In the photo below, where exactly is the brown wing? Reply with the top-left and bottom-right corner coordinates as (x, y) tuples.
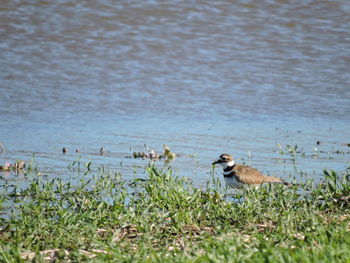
(233, 164), (284, 185)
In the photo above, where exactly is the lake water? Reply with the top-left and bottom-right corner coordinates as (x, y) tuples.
(1, 0), (349, 190)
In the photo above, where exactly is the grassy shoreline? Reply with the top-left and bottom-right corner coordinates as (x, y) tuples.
(0, 165), (350, 262)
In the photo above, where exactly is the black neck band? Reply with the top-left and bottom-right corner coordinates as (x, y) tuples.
(224, 164), (235, 172)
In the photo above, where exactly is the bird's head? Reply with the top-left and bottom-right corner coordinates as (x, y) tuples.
(212, 153), (235, 168)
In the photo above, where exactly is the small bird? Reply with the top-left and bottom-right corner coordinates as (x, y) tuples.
(212, 153), (291, 189)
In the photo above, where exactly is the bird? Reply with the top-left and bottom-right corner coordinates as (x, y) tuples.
(212, 153), (291, 189)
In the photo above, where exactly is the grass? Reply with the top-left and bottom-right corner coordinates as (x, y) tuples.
(0, 164), (350, 262)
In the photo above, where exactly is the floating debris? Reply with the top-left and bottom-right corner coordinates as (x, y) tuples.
(133, 151), (148, 159)
(62, 147), (68, 154)
(76, 149), (80, 153)
(0, 162), (11, 171)
(131, 144), (176, 161)
(0, 160), (25, 171)
(149, 150), (159, 159)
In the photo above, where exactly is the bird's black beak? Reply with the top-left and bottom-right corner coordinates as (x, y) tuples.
(212, 159), (221, 165)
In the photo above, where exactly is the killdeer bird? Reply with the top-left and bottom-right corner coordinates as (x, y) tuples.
(212, 154), (291, 189)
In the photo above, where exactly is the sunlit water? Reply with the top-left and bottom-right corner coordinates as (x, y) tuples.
(1, 0), (349, 196)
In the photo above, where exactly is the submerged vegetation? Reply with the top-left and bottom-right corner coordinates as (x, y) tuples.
(0, 163), (349, 262)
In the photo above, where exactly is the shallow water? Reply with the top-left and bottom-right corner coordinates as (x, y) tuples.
(1, 0), (349, 191)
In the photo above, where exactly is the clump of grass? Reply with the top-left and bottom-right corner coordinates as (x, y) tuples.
(0, 164), (350, 262)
